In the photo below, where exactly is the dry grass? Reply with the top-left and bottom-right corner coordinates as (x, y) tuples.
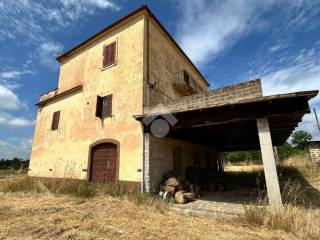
(0, 192), (297, 240)
(240, 205), (320, 240)
(0, 153), (319, 239)
(239, 153), (320, 239)
(0, 175), (162, 207)
(0, 169), (26, 178)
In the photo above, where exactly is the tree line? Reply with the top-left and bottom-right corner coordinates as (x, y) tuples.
(226, 130), (312, 163)
(0, 158), (29, 170)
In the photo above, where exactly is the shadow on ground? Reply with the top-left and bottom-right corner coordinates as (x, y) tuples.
(202, 165), (320, 208)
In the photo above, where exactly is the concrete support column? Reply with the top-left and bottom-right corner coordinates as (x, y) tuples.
(257, 118), (282, 211)
(273, 146), (280, 166)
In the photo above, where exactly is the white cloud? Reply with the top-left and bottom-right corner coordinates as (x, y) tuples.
(60, 0), (119, 11)
(174, 0), (320, 65)
(0, 70), (24, 79)
(0, 85), (22, 110)
(0, 0), (120, 43)
(0, 138), (33, 159)
(0, 69), (34, 90)
(296, 113), (320, 141)
(245, 44), (320, 140)
(38, 41), (64, 70)
(175, 0), (274, 65)
(268, 44), (288, 53)
(0, 111), (34, 127)
(257, 47), (320, 105)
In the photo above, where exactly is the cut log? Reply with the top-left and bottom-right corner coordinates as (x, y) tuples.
(175, 191), (186, 204)
(163, 191), (173, 202)
(183, 192), (195, 202)
(166, 177), (180, 187)
(164, 185), (175, 193)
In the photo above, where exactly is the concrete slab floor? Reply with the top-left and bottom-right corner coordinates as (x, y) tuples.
(170, 190), (262, 219)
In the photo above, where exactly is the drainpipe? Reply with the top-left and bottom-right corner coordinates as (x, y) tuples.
(146, 15), (150, 107)
(141, 15), (150, 193)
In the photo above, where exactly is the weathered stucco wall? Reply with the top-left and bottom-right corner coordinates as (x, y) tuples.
(147, 19), (208, 108)
(29, 14), (146, 183)
(144, 133), (221, 192)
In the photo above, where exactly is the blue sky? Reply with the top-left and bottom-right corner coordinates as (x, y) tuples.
(0, 0), (320, 159)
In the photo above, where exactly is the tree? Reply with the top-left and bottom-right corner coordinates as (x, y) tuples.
(225, 151), (261, 163)
(291, 130), (312, 149)
(277, 142), (294, 160)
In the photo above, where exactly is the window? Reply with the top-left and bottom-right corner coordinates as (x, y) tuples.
(96, 95), (112, 118)
(51, 111), (60, 130)
(103, 42), (116, 68)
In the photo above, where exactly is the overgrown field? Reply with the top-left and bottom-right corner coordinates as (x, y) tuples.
(0, 153), (319, 239)
(0, 192), (301, 240)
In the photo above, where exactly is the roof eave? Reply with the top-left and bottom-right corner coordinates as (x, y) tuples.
(55, 5), (210, 87)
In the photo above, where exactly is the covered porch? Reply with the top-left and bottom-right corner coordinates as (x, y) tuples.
(135, 90), (318, 210)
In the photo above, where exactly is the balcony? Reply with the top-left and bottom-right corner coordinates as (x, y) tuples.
(173, 70), (199, 96)
(39, 88), (58, 103)
(36, 85), (83, 107)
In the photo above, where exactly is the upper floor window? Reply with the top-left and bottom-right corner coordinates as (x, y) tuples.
(96, 95), (112, 118)
(51, 111), (60, 130)
(103, 42), (116, 68)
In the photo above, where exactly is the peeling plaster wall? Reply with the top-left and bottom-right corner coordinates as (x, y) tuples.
(147, 19), (208, 109)
(29, 14), (146, 182)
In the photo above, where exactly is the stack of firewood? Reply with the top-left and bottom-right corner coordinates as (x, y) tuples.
(159, 174), (200, 204)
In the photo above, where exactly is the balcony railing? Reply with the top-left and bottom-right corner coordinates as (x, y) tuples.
(39, 88), (58, 102)
(173, 70), (199, 96)
(37, 85), (83, 107)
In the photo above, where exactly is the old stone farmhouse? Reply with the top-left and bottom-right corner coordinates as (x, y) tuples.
(29, 5), (318, 208)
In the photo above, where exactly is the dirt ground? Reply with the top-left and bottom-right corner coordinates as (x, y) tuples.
(0, 192), (298, 240)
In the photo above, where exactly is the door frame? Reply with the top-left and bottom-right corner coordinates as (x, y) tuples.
(87, 139), (120, 183)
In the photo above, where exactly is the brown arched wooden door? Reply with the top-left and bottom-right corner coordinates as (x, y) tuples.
(89, 142), (117, 184)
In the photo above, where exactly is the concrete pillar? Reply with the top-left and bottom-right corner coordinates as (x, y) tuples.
(257, 118), (282, 211)
(143, 133), (150, 192)
(273, 146), (280, 166)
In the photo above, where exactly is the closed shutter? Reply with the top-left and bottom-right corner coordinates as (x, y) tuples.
(51, 111), (60, 130)
(109, 42), (116, 65)
(103, 42), (116, 68)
